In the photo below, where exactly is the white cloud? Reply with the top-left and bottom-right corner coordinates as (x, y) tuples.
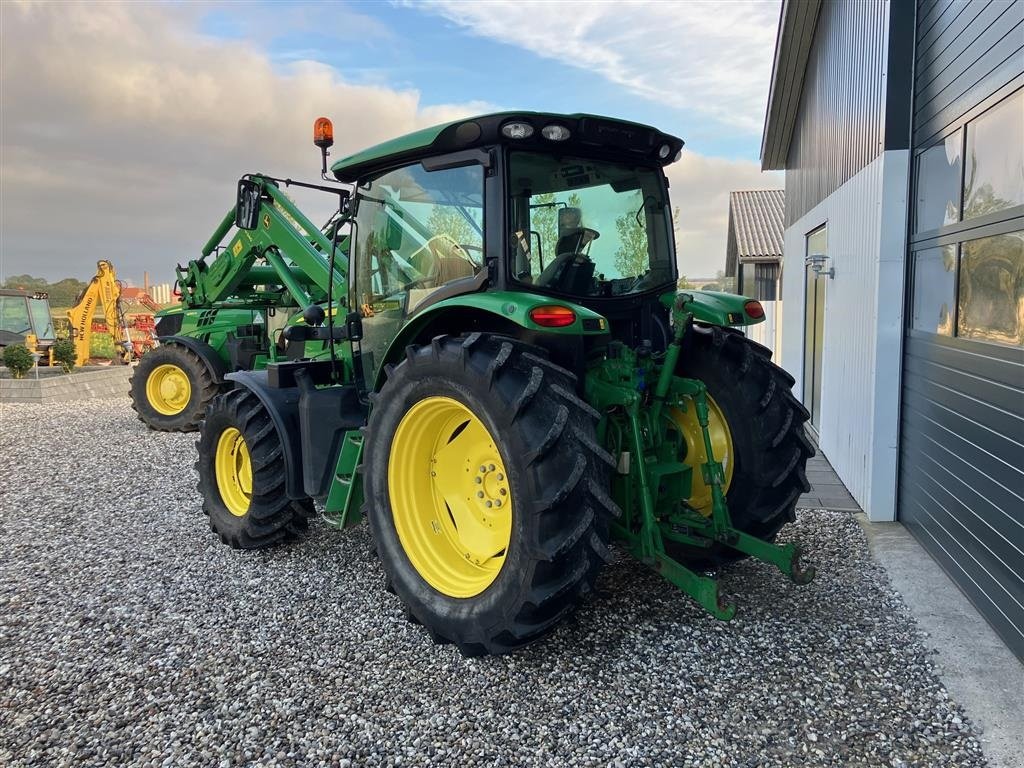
(412, 0), (780, 135)
(0, 0), (779, 286)
(0, 1), (489, 284)
(665, 154), (781, 278)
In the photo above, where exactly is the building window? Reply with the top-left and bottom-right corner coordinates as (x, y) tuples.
(963, 90), (1024, 221)
(914, 130), (962, 232)
(753, 262), (779, 300)
(912, 245), (957, 336)
(958, 232), (1024, 346)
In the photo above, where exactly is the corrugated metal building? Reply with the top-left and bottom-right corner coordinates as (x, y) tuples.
(762, 0), (1023, 660)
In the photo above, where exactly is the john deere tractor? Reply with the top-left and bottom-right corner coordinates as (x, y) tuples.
(194, 112), (814, 655)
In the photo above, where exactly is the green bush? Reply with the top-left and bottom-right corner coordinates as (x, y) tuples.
(52, 339), (77, 373)
(3, 343), (35, 379)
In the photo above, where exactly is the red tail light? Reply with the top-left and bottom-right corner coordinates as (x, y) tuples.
(744, 300), (764, 319)
(529, 305), (576, 327)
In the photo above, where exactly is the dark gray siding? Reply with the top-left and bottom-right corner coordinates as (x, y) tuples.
(900, 0), (1024, 660)
(914, 0), (1024, 146)
(899, 333), (1024, 659)
(784, 0), (888, 226)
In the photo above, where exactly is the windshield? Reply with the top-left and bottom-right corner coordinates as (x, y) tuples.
(508, 152), (675, 298)
(28, 298), (54, 340)
(0, 296), (32, 336)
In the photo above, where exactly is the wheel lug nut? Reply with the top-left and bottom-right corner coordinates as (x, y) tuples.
(499, 488), (506, 496)
(494, 499), (502, 507)
(485, 501), (493, 508)
(475, 477), (482, 484)
(477, 491), (484, 498)
(488, 464), (495, 471)
(479, 465), (487, 473)
(496, 473), (504, 481)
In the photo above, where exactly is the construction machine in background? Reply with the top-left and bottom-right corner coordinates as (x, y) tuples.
(0, 288), (57, 364)
(188, 112), (815, 655)
(67, 260), (136, 367)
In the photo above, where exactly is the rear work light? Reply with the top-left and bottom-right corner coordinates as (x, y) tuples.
(744, 300), (765, 319)
(529, 305), (576, 327)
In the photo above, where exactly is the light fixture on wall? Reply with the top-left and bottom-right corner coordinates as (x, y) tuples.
(805, 253), (835, 280)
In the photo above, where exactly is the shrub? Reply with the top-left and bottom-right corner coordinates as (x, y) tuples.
(3, 343), (35, 379)
(52, 338), (77, 373)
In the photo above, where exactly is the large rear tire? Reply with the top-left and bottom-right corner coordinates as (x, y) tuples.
(195, 388), (313, 548)
(671, 325), (814, 567)
(130, 344), (219, 432)
(363, 333), (617, 656)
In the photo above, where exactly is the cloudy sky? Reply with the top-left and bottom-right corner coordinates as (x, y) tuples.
(0, 0), (782, 286)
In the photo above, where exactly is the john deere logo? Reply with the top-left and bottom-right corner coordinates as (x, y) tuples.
(262, 213), (271, 230)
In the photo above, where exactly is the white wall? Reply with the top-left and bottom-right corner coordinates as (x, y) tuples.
(744, 301), (783, 362)
(780, 149), (909, 521)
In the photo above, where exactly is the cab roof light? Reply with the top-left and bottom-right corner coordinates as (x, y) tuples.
(501, 121), (534, 140)
(529, 305), (576, 328)
(541, 124), (571, 141)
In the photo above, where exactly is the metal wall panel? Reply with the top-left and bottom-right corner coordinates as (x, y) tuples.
(913, 0), (1024, 145)
(899, 0), (1024, 660)
(898, 333), (1024, 659)
(784, 0), (888, 226)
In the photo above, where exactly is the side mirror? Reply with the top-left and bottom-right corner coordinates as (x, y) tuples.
(236, 179), (262, 230)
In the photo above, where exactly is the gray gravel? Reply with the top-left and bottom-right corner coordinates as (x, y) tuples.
(0, 398), (988, 767)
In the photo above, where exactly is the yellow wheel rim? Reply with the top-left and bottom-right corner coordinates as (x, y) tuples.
(388, 396), (513, 598)
(669, 394), (734, 516)
(146, 364), (191, 416)
(215, 427), (252, 517)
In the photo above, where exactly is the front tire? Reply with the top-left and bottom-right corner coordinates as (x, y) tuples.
(363, 334), (617, 656)
(130, 343), (219, 432)
(196, 388), (313, 548)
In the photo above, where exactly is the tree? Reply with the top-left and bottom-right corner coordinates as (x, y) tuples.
(2, 274), (47, 291)
(427, 205), (478, 248)
(613, 193), (649, 277)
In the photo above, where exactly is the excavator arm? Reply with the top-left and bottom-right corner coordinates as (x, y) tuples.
(67, 260), (134, 366)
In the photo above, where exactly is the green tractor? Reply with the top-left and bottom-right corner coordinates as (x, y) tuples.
(129, 193), (349, 431)
(194, 112), (814, 655)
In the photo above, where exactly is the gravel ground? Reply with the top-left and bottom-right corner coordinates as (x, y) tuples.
(0, 398), (988, 768)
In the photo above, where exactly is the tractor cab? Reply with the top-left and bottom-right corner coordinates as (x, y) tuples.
(0, 288), (56, 362)
(331, 113), (687, 378)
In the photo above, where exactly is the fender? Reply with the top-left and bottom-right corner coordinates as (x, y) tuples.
(223, 370), (306, 501)
(659, 289), (766, 327)
(375, 289), (610, 388)
(161, 335), (229, 384)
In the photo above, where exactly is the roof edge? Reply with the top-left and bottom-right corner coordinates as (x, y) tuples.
(760, 0), (822, 170)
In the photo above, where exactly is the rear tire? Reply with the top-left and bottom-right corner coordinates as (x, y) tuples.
(195, 388), (313, 549)
(130, 344), (219, 432)
(671, 325), (814, 567)
(363, 333), (617, 656)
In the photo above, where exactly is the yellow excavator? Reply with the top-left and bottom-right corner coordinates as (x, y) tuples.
(67, 260), (134, 366)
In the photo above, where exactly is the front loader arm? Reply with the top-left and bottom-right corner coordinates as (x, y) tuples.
(178, 177), (347, 310)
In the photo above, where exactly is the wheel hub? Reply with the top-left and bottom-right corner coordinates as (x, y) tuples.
(669, 393), (734, 515)
(388, 396), (513, 598)
(215, 426), (252, 517)
(146, 363), (191, 416)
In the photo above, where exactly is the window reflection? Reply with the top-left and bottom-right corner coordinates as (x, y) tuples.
(912, 245), (957, 336)
(915, 130), (962, 232)
(964, 90), (1024, 221)
(958, 232), (1024, 346)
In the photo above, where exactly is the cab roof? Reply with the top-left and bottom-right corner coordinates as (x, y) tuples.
(330, 111), (684, 183)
